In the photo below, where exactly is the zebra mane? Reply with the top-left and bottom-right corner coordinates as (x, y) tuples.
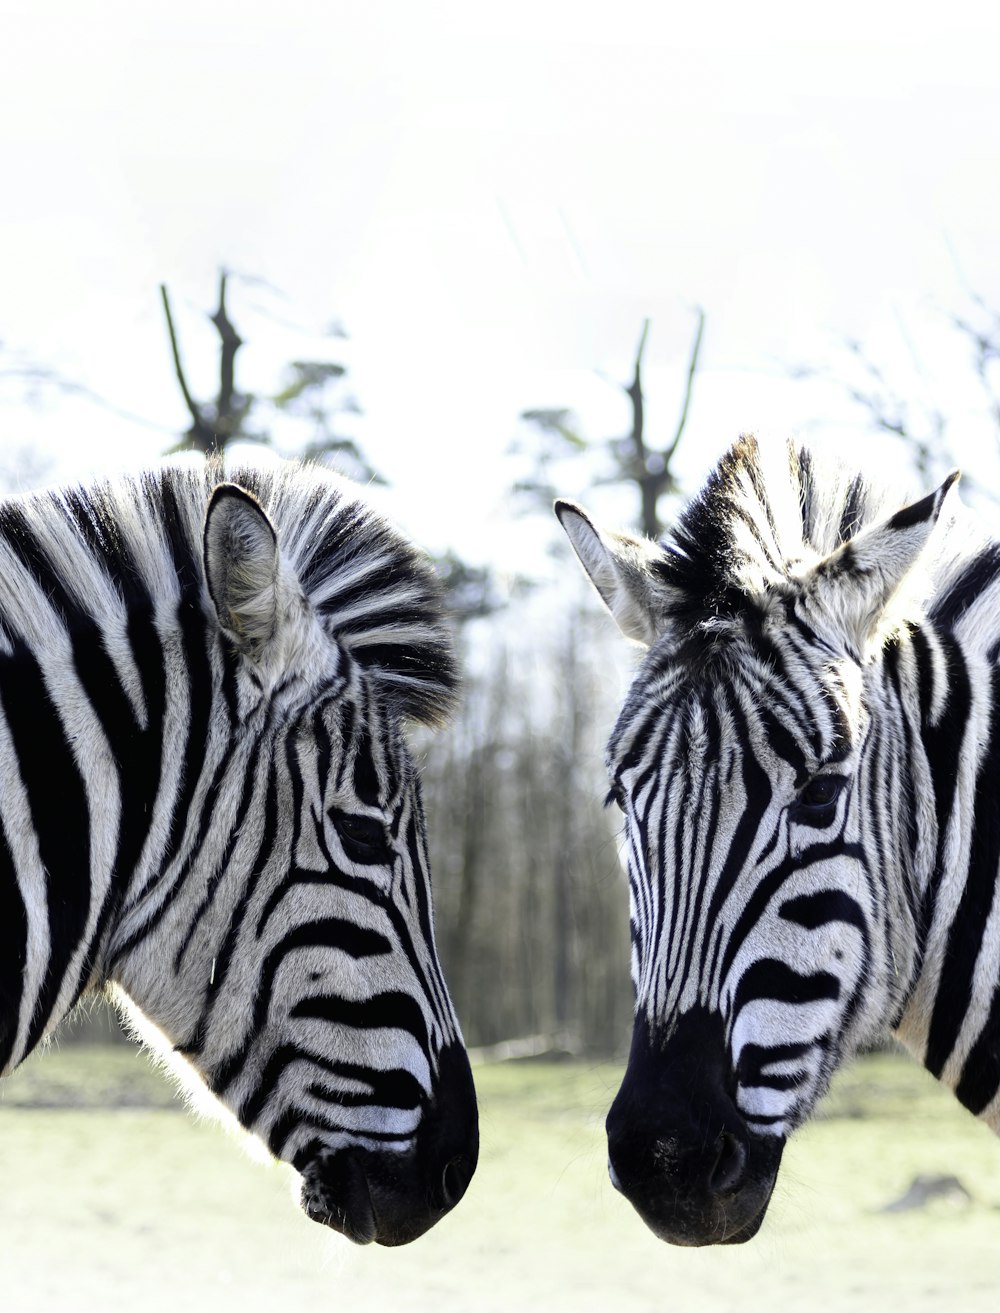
(653, 434), (926, 628)
(0, 459), (458, 727)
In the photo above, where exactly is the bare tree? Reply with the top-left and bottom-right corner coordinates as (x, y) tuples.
(517, 310), (705, 538)
(160, 269), (382, 484)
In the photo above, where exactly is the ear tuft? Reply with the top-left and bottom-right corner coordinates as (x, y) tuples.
(804, 470), (959, 653)
(555, 500), (670, 647)
(203, 484), (280, 660)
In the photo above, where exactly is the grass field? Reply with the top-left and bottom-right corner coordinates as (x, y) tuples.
(2, 1043), (999, 1312)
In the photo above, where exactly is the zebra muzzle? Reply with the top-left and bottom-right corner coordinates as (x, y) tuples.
(606, 1008), (785, 1246)
(296, 1042), (479, 1245)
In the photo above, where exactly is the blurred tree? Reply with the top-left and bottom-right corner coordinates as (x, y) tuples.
(162, 269), (509, 626)
(793, 292), (1000, 500)
(421, 604), (632, 1055)
(516, 310), (705, 539)
(161, 270), (382, 485)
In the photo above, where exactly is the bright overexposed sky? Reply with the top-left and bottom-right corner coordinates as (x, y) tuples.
(2, 1), (1000, 573)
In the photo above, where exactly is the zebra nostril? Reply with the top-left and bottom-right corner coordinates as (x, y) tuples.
(440, 1154), (473, 1209)
(709, 1130), (748, 1197)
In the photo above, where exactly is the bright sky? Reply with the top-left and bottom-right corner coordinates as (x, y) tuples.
(2, 2), (1000, 572)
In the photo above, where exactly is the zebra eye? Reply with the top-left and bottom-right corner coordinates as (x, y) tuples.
(795, 775), (845, 817)
(604, 779), (626, 811)
(331, 810), (392, 865)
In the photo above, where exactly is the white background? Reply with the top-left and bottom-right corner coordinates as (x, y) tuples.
(2, 2), (999, 567)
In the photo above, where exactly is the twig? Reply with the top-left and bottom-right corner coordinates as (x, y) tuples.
(664, 306), (704, 465)
(160, 283), (215, 452)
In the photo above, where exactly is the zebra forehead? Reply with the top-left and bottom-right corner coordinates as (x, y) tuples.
(609, 622), (858, 783)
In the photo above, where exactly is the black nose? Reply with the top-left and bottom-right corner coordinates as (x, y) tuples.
(605, 1009), (783, 1246)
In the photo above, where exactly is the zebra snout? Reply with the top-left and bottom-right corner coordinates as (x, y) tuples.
(605, 1008), (784, 1246)
(297, 1041), (478, 1247)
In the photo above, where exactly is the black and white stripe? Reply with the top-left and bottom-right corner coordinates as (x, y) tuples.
(558, 434), (999, 1245)
(0, 458), (477, 1245)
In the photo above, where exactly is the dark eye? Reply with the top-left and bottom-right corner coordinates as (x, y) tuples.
(794, 775), (845, 822)
(604, 779), (626, 812)
(331, 810), (392, 864)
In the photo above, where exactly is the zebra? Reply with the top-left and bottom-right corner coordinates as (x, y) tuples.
(0, 458), (477, 1246)
(556, 433), (1000, 1246)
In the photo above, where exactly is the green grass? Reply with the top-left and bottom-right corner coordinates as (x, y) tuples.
(1, 1045), (999, 1312)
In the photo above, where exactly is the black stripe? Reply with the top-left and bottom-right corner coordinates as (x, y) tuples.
(706, 700), (774, 927)
(291, 991), (429, 1052)
(211, 915), (395, 1096)
(954, 982), (1000, 1115)
(60, 485), (142, 596)
(269, 1106), (411, 1160)
(837, 473), (866, 543)
(0, 645), (92, 1051)
(718, 842), (867, 987)
(925, 668), (1000, 1078)
(931, 544), (1000, 631)
(887, 485), (943, 532)
(738, 1040), (816, 1087)
(780, 890), (867, 933)
(0, 814), (28, 1070)
(172, 745), (262, 971)
(208, 762), (280, 986)
(917, 631), (971, 965)
(253, 916), (392, 1041)
(0, 504), (81, 623)
(733, 959), (840, 1012)
(239, 1044), (422, 1127)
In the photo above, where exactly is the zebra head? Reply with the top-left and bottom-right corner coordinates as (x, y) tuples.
(103, 468), (477, 1246)
(556, 436), (957, 1246)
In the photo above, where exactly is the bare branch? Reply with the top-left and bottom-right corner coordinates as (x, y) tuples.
(625, 318), (650, 462)
(160, 283), (215, 453)
(663, 306), (704, 466)
(210, 269), (244, 437)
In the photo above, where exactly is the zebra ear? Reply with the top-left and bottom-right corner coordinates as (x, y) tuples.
(203, 484), (281, 661)
(805, 471), (959, 651)
(555, 500), (670, 647)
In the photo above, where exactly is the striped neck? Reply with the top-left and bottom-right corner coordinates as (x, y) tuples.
(889, 619), (1000, 1130)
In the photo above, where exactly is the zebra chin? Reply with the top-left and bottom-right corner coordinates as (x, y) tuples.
(606, 1008), (785, 1247)
(294, 1042), (479, 1246)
